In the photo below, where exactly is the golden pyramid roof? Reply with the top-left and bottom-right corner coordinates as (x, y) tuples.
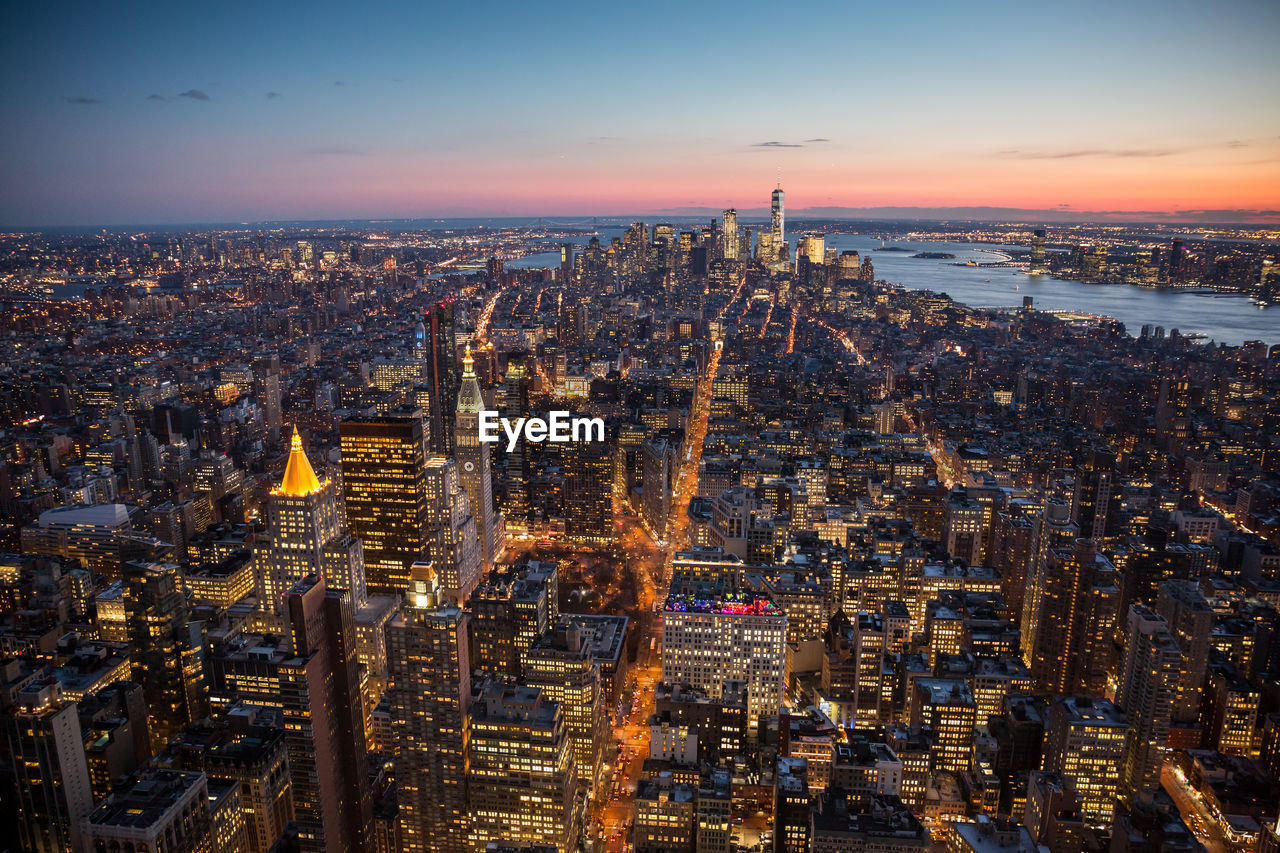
(276, 427), (323, 496)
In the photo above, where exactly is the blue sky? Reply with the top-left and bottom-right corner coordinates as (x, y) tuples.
(1, 0), (1278, 225)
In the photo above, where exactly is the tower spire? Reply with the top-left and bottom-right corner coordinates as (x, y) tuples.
(277, 425), (323, 496)
(456, 343), (483, 413)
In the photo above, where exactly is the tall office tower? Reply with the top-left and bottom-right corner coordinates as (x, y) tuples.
(1071, 447), (1115, 541)
(559, 243), (574, 281)
(123, 559), (206, 751)
(1029, 228), (1047, 274)
(0, 672), (94, 853)
(467, 560), (558, 677)
(563, 440), (614, 543)
(281, 575), (373, 853)
(467, 683), (579, 853)
(1116, 604), (1181, 801)
(1043, 697), (1127, 827)
(263, 428), (365, 619)
(455, 346), (501, 570)
(1155, 580), (1214, 724)
(430, 300), (460, 454)
(82, 769), (215, 853)
(771, 184), (785, 245)
(424, 457), (482, 603)
(721, 209), (739, 260)
(661, 577), (786, 730)
(641, 436), (674, 542)
(388, 563), (471, 853)
(1019, 498), (1078, 666)
(801, 233), (825, 265)
(500, 354), (529, 537)
(339, 408), (432, 596)
(1025, 538), (1118, 696)
(521, 622), (606, 796)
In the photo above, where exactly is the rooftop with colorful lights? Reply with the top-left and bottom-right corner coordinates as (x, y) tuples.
(661, 589), (782, 617)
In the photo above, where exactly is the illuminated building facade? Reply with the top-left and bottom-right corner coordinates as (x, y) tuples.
(339, 408), (432, 596)
(455, 345), (502, 569)
(660, 578), (786, 729)
(263, 429), (364, 618)
(467, 683), (580, 853)
(1043, 697), (1126, 826)
(521, 623), (606, 794)
(388, 563), (471, 853)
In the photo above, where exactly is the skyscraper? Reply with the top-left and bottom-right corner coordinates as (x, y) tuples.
(467, 682), (580, 853)
(424, 456), (482, 604)
(340, 408), (432, 596)
(263, 428), (365, 620)
(1070, 447), (1115, 542)
(1043, 697), (1127, 827)
(123, 559), (207, 752)
(280, 575), (373, 853)
(661, 577), (786, 730)
(388, 562), (471, 853)
(563, 440), (614, 544)
(1115, 604), (1180, 801)
(771, 184), (785, 246)
(0, 670), (94, 853)
(455, 345), (501, 569)
(722, 209), (738, 261)
(430, 300), (460, 454)
(1024, 538), (1118, 696)
(521, 622), (607, 795)
(1029, 228), (1047, 275)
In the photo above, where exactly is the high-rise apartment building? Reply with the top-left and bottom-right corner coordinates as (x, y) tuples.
(424, 456), (482, 603)
(1043, 697), (1127, 827)
(0, 670), (94, 853)
(563, 440), (613, 543)
(1115, 604), (1181, 801)
(1024, 538), (1118, 696)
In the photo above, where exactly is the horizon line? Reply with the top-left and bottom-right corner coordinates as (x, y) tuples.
(9, 204), (1280, 232)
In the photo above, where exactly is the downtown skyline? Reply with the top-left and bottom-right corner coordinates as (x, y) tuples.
(2, 0), (1279, 226)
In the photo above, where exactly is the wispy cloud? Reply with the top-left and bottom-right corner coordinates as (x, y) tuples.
(333, 80), (344, 87)
(265, 91), (282, 99)
(306, 146), (369, 156)
(999, 147), (1180, 160)
(804, 137), (831, 143)
(753, 141), (803, 148)
(998, 139), (1262, 161)
(178, 89), (210, 101)
(145, 94), (166, 101)
(64, 96), (99, 105)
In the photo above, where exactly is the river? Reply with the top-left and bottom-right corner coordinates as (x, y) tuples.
(509, 231), (1279, 346)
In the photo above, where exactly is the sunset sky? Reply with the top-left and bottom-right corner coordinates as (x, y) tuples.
(2, 0), (1278, 226)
